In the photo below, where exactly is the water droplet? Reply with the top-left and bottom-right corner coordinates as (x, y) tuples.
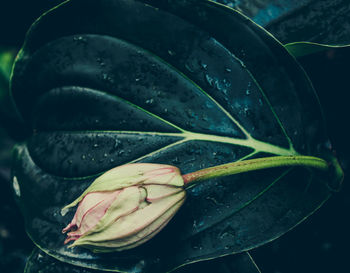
(101, 73), (114, 84)
(197, 220), (204, 228)
(258, 98), (264, 106)
(104, 153), (108, 157)
(68, 159), (73, 164)
(97, 58), (105, 66)
(246, 82), (251, 95)
(222, 78), (231, 88)
(145, 98), (154, 105)
(114, 139), (121, 148)
(12, 176), (20, 197)
(243, 106), (250, 115)
(135, 78), (140, 82)
(93, 143), (99, 148)
(200, 62), (208, 70)
(81, 154), (86, 160)
(110, 158), (115, 163)
(205, 74), (216, 87)
(225, 67), (232, 73)
(168, 50), (176, 56)
(73, 36), (87, 43)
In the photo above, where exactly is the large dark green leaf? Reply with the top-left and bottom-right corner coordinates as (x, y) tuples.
(284, 42), (350, 58)
(10, 0), (341, 272)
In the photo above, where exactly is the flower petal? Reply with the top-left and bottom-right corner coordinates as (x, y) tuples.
(143, 184), (183, 202)
(81, 186), (144, 237)
(64, 190), (120, 238)
(61, 163), (183, 212)
(72, 189), (186, 251)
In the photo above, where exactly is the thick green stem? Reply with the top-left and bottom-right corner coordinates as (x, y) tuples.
(182, 155), (329, 187)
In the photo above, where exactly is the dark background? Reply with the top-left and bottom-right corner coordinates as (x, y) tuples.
(0, 0), (349, 272)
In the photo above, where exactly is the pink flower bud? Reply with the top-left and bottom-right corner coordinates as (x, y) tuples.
(61, 163), (185, 252)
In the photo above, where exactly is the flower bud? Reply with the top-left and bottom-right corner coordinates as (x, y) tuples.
(61, 163), (186, 252)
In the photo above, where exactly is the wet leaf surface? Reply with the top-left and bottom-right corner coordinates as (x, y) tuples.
(25, 248), (261, 273)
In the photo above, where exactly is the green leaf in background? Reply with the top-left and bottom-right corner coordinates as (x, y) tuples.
(0, 49), (14, 79)
(213, 0), (312, 26)
(10, 0), (342, 272)
(267, 0), (350, 45)
(0, 47), (16, 174)
(284, 42), (350, 58)
(0, 48), (14, 103)
(0, 47), (27, 140)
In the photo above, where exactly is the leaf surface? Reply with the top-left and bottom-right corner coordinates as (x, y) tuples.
(25, 248), (261, 273)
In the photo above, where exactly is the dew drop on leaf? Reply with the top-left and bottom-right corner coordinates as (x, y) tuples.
(12, 176), (21, 197)
(200, 62), (208, 70)
(167, 50), (176, 56)
(145, 98), (154, 105)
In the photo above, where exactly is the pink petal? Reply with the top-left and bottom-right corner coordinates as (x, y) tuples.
(62, 190), (121, 238)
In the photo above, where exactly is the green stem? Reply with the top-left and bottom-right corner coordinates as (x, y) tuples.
(182, 155), (329, 187)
